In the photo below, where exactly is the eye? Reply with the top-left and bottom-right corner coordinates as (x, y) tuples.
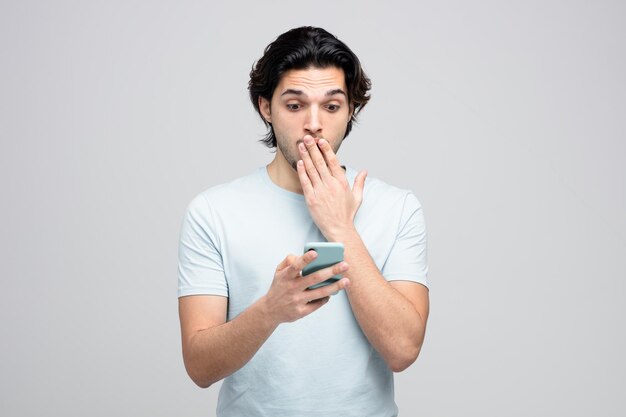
(326, 104), (340, 112)
(286, 103), (301, 111)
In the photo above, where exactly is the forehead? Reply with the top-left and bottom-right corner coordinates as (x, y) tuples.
(275, 66), (347, 95)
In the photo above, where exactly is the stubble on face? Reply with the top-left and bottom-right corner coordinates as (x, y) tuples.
(271, 67), (350, 172)
(274, 131), (343, 172)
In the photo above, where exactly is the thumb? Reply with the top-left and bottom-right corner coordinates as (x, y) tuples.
(276, 254), (296, 272)
(352, 170), (367, 203)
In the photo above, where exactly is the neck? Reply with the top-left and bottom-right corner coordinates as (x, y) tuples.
(267, 153), (303, 194)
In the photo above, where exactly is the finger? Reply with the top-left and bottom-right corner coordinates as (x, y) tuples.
(352, 170), (367, 204)
(284, 249), (318, 278)
(303, 261), (349, 288)
(306, 277), (351, 301)
(302, 135), (332, 182)
(302, 296), (330, 315)
(296, 159), (314, 196)
(317, 138), (346, 181)
(308, 296), (330, 304)
(298, 139), (322, 186)
(276, 254), (297, 272)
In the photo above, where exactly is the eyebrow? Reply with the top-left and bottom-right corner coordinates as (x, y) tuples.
(280, 88), (347, 97)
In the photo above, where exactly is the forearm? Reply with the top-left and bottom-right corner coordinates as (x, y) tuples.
(337, 229), (427, 372)
(184, 297), (277, 388)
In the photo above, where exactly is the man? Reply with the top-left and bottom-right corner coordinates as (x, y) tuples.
(178, 26), (429, 416)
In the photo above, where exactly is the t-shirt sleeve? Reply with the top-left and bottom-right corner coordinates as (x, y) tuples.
(177, 194), (229, 298)
(381, 192), (429, 288)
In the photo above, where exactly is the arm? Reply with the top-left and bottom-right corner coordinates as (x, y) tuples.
(179, 294), (276, 388)
(297, 136), (429, 372)
(337, 229), (429, 372)
(178, 252), (351, 388)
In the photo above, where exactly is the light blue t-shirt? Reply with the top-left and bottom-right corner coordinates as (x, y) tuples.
(178, 166), (428, 417)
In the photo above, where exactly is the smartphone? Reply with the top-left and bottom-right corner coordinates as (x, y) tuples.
(302, 242), (344, 290)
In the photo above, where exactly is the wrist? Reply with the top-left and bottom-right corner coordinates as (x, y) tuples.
(254, 296), (281, 329)
(326, 225), (359, 243)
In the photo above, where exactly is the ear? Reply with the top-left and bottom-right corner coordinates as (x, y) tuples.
(258, 96), (272, 123)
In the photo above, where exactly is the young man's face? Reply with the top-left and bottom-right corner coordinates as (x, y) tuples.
(259, 66), (352, 171)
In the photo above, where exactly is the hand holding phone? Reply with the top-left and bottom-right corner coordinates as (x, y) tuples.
(302, 242), (344, 289)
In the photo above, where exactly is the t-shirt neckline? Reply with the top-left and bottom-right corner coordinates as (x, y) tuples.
(258, 165), (355, 202)
(259, 166), (306, 202)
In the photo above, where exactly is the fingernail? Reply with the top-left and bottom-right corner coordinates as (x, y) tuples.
(319, 138), (326, 146)
(304, 136), (313, 145)
(298, 143), (306, 152)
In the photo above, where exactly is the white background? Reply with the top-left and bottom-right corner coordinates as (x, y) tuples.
(1, 0), (624, 415)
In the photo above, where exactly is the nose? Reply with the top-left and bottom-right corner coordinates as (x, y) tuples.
(304, 105), (322, 136)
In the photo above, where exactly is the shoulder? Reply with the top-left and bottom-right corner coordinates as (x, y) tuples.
(346, 167), (422, 212)
(187, 168), (265, 213)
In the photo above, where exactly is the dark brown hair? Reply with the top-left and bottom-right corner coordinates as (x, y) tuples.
(249, 26), (372, 148)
